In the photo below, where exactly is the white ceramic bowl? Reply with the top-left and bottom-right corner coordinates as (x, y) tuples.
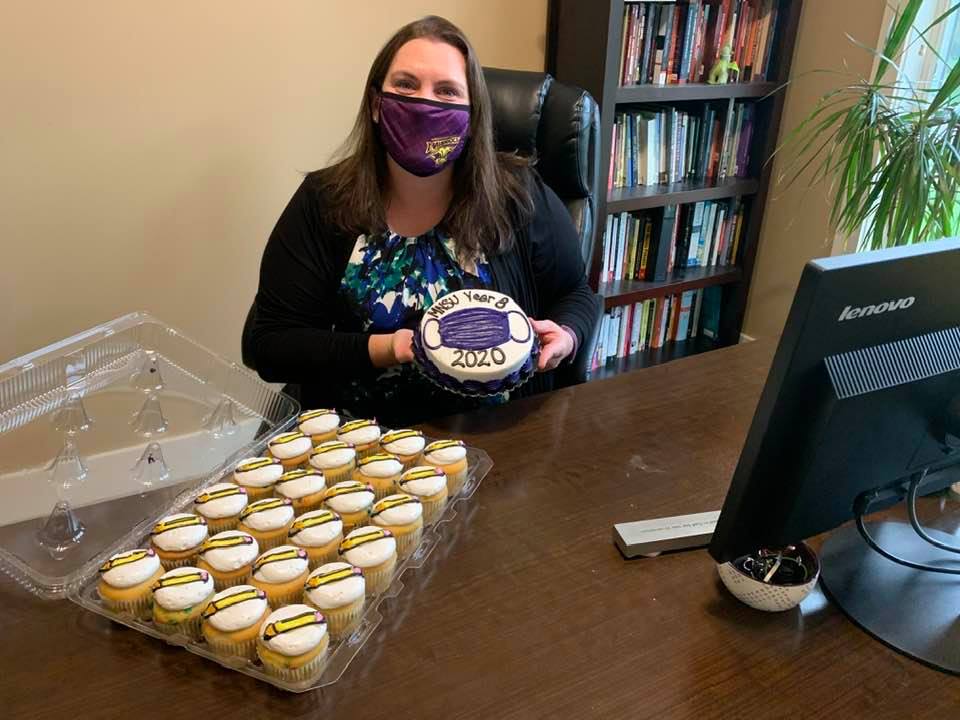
(717, 542), (820, 612)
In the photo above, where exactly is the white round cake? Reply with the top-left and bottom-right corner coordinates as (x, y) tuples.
(413, 289), (538, 396)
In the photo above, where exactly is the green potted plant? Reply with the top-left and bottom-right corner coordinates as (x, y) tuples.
(775, 0), (960, 251)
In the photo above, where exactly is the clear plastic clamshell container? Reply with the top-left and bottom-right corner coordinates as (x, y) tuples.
(0, 312), (492, 692)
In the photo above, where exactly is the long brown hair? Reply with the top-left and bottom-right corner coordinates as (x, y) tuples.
(316, 15), (533, 257)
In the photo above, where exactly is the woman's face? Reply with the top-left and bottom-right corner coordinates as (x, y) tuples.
(381, 37), (469, 105)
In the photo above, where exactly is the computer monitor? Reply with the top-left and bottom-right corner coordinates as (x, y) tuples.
(709, 237), (960, 672)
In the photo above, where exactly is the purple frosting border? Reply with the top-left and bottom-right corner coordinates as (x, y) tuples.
(412, 328), (540, 397)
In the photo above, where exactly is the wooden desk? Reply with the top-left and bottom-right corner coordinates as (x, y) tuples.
(5, 341), (959, 719)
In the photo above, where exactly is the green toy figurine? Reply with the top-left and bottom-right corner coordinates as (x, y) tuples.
(708, 22), (740, 84)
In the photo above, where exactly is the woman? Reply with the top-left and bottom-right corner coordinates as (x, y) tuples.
(250, 15), (597, 426)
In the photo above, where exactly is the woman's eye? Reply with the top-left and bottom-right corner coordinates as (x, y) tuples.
(394, 78), (416, 91)
(437, 86), (460, 98)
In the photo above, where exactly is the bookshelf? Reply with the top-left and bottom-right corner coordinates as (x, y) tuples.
(546, 0), (802, 376)
(599, 265), (741, 308)
(588, 335), (720, 381)
(606, 177), (758, 212)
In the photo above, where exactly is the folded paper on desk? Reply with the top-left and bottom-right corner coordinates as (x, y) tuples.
(614, 511), (720, 558)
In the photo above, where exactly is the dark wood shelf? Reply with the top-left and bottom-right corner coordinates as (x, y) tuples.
(606, 178), (759, 213)
(600, 265), (741, 308)
(588, 334), (723, 381)
(616, 81), (778, 104)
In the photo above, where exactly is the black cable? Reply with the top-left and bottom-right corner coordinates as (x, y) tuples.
(906, 469), (960, 555)
(855, 483), (960, 575)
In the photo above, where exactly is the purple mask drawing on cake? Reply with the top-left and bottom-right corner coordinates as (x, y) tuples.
(377, 91), (470, 177)
(422, 307), (532, 351)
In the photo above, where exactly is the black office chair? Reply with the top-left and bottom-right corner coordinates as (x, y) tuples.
(242, 67), (603, 388)
(482, 67), (603, 386)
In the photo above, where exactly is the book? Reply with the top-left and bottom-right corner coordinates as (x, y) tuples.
(667, 292), (682, 342)
(622, 306), (631, 358)
(700, 286), (722, 339)
(679, 1), (699, 82)
(698, 201), (716, 266)
(691, 288), (704, 338)
(601, 213), (613, 281)
(730, 203), (745, 264)
(687, 201), (705, 267)
(630, 302), (643, 354)
(677, 290), (695, 341)
(638, 218), (652, 279)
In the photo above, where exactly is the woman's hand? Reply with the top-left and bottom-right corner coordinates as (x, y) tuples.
(368, 329), (415, 368)
(530, 319), (575, 372)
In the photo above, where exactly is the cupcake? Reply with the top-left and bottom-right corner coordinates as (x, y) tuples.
(303, 562), (365, 642)
(338, 527), (397, 595)
(288, 509), (344, 569)
(370, 494), (424, 560)
(380, 429), (426, 470)
(97, 548), (163, 618)
(422, 440), (469, 497)
(298, 409), (340, 445)
(275, 468), (327, 513)
(238, 497), (296, 551)
(309, 440), (357, 485)
(151, 566), (216, 638)
(250, 545), (311, 607)
(323, 480), (376, 532)
(202, 584), (271, 662)
(267, 431), (313, 468)
(193, 482), (248, 534)
(354, 453), (404, 500)
(398, 466), (449, 525)
(197, 530), (260, 590)
(336, 419), (381, 459)
(232, 456), (284, 501)
(150, 513), (209, 570)
(257, 604), (329, 682)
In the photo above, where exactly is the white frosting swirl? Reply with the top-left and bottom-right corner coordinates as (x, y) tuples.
(100, 548), (161, 588)
(371, 494), (423, 526)
(268, 431), (313, 460)
(151, 513), (208, 552)
(380, 430), (426, 456)
(259, 604), (327, 657)
(309, 441), (356, 470)
(423, 441), (467, 465)
(275, 469), (326, 500)
(200, 530), (259, 572)
(194, 482), (248, 519)
(304, 562), (365, 609)
(398, 466), (448, 497)
(152, 566), (215, 611)
(240, 499), (295, 531)
(340, 527), (396, 568)
(337, 420), (381, 446)
(233, 457), (284, 488)
(324, 481), (375, 514)
(253, 546), (309, 584)
(356, 454), (403, 479)
(298, 410), (340, 436)
(289, 510), (343, 548)
(205, 585), (269, 632)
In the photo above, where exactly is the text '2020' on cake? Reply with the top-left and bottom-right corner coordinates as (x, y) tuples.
(412, 289), (539, 397)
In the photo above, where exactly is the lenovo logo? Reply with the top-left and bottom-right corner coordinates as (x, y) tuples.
(838, 296), (916, 322)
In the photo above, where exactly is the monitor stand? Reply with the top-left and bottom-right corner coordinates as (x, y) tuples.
(820, 520), (960, 674)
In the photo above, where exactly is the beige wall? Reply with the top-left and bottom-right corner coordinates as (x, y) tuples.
(742, 0), (887, 340)
(0, 1), (547, 364)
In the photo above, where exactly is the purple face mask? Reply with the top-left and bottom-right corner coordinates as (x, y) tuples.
(377, 91), (470, 177)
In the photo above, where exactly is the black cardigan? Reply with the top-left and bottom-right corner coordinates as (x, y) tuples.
(250, 168), (596, 425)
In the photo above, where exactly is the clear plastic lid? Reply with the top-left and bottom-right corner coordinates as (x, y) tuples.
(0, 312), (297, 598)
